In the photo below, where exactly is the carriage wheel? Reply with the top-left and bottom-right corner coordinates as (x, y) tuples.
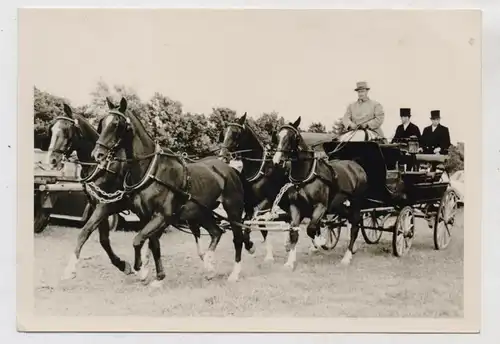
(319, 223), (342, 254)
(361, 212), (383, 244)
(392, 206), (415, 257)
(433, 189), (459, 250)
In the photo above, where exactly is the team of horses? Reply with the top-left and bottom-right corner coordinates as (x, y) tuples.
(46, 97), (376, 287)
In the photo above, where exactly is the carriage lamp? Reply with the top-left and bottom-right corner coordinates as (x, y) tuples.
(408, 136), (419, 154)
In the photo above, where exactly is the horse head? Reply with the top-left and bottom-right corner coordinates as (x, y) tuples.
(272, 116), (303, 165)
(92, 97), (133, 163)
(219, 112), (247, 162)
(47, 103), (85, 169)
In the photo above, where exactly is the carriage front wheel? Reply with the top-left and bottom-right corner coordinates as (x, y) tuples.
(392, 206), (415, 257)
(361, 212), (383, 244)
(433, 189), (459, 250)
(319, 223), (342, 253)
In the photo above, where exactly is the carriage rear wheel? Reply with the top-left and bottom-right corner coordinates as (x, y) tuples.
(361, 212), (383, 244)
(319, 223), (341, 253)
(392, 206), (415, 257)
(433, 189), (458, 250)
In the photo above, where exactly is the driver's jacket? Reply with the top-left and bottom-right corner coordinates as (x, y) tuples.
(342, 97), (385, 137)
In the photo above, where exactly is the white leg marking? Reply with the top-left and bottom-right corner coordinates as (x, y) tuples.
(62, 253), (79, 280)
(149, 279), (163, 289)
(227, 262), (241, 282)
(264, 238), (274, 261)
(204, 250), (216, 279)
(314, 234), (326, 247)
(340, 250), (353, 265)
(137, 243), (151, 281)
(309, 240), (319, 253)
(195, 240), (205, 261)
(284, 247), (297, 270)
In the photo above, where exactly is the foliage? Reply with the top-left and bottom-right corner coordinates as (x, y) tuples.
(445, 143), (465, 174)
(307, 122), (326, 133)
(34, 86), (70, 149)
(33, 82), (465, 175)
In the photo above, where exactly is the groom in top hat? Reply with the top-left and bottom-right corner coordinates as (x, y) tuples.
(420, 110), (451, 154)
(391, 108), (421, 143)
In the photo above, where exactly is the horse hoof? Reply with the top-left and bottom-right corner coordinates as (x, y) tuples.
(340, 258), (351, 266)
(227, 273), (239, 283)
(123, 262), (133, 275)
(149, 279), (163, 289)
(309, 245), (319, 254)
(247, 245), (256, 255)
(264, 255), (275, 262)
(138, 268), (150, 281)
(61, 270), (76, 281)
(205, 272), (217, 280)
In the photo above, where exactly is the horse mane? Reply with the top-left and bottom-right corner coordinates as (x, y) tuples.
(74, 114), (99, 141)
(124, 108), (167, 153)
(243, 121), (265, 150)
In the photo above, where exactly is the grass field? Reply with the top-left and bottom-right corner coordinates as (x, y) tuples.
(34, 210), (464, 317)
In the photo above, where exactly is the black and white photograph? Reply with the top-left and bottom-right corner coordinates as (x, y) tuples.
(18, 8), (481, 332)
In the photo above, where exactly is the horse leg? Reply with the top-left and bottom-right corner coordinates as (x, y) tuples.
(284, 204), (302, 270)
(307, 204), (327, 253)
(255, 198), (274, 261)
(148, 231), (166, 288)
(341, 207), (362, 266)
(188, 221), (205, 262)
(132, 214), (166, 282)
(199, 216), (224, 280)
(61, 203), (110, 280)
(98, 218), (133, 275)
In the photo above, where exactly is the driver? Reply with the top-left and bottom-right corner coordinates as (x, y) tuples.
(340, 81), (385, 138)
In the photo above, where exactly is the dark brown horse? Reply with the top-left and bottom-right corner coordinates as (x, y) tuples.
(272, 117), (368, 269)
(219, 113), (290, 261)
(47, 104), (140, 280)
(91, 97), (253, 284)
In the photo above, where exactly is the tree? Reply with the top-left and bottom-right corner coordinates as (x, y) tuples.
(307, 122), (326, 133)
(207, 107), (237, 143)
(34, 86), (70, 149)
(254, 111), (285, 145)
(445, 143), (465, 174)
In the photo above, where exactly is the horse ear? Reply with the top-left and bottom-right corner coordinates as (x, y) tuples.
(119, 97), (128, 113)
(63, 103), (73, 118)
(292, 116), (301, 129)
(238, 112), (247, 124)
(106, 97), (115, 109)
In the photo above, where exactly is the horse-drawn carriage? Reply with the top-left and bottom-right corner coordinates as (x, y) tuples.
(244, 128), (459, 258)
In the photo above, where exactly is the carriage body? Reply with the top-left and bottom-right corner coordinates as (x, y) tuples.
(320, 140), (458, 256)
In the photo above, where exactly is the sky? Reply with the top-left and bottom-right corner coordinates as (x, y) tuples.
(21, 9), (481, 143)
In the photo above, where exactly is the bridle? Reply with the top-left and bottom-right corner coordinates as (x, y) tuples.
(49, 116), (81, 155)
(220, 122), (262, 160)
(95, 109), (132, 155)
(275, 124), (309, 157)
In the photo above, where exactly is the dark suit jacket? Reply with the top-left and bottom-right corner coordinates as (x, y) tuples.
(420, 124), (451, 154)
(391, 122), (421, 143)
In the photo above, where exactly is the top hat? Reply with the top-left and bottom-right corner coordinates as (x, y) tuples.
(354, 81), (370, 91)
(400, 108), (411, 117)
(430, 110), (441, 119)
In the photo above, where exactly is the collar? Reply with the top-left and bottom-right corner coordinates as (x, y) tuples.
(357, 97), (370, 103)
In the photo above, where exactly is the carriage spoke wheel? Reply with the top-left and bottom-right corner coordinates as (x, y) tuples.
(361, 212), (383, 244)
(319, 223), (341, 254)
(434, 189), (458, 250)
(392, 206), (415, 257)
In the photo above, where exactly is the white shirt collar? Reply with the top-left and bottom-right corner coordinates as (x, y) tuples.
(403, 122), (409, 130)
